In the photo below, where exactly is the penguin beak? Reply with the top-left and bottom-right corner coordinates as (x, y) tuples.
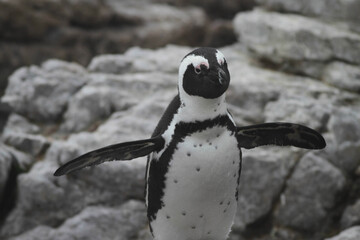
(218, 68), (228, 86)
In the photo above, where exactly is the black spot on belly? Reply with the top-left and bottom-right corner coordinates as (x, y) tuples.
(196, 167), (200, 172)
(182, 211), (187, 216)
(191, 226), (196, 229)
(187, 152), (191, 157)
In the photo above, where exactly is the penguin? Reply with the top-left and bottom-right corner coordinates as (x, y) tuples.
(54, 47), (326, 240)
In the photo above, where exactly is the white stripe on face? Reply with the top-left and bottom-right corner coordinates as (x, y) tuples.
(215, 50), (225, 65)
(178, 54), (209, 87)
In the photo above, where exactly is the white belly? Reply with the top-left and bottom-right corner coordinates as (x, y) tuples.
(151, 126), (241, 240)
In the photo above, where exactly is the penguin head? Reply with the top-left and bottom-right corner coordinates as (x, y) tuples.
(178, 47), (230, 99)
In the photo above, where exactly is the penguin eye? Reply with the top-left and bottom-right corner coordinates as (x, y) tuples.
(194, 66), (201, 74)
(194, 63), (208, 74)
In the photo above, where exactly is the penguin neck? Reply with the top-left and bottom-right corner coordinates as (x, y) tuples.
(178, 92), (227, 122)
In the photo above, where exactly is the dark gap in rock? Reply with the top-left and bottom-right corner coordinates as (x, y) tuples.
(0, 158), (19, 226)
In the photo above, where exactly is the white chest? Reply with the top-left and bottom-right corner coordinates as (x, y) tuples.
(150, 126), (241, 240)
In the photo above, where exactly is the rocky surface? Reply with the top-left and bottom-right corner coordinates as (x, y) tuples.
(0, 0), (244, 95)
(1, 2), (360, 240)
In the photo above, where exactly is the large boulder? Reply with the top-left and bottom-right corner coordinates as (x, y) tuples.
(255, 0), (360, 25)
(233, 9), (360, 78)
(8, 200), (148, 240)
(275, 152), (347, 233)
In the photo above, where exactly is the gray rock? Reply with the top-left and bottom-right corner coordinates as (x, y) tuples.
(233, 148), (299, 231)
(255, 0), (360, 24)
(0, 145), (14, 204)
(328, 108), (360, 143)
(3, 133), (50, 157)
(341, 199), (360, 229)
(264, 97), (331, 131)
(322, 62), (360, 93)
(275, 152), (347, 232)
(0, 129), (147, 238)
(9, 200), (148, 240)
(233, 9), (360, 77)
(89, 45), (191, 74)
(60, 70), (176, 132)
(325, 226), (360, 240)
(2, 114), (40, 135)
(1, 60), (88, 122)
(335, 141), (360, 175)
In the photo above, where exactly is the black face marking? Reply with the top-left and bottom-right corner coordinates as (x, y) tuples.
(146, 114), (237, 223)
(182, 47), (230, 99)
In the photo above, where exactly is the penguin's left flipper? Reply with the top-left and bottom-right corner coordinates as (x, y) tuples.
(53, 137), (164, 176)
(236, 122), (326, 150)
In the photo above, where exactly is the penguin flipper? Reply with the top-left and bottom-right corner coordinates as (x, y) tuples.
(236, 122), (326, 150)
(54, 137), (164, 176)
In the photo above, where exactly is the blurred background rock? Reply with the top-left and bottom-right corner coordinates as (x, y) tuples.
(0, 0), (360, 240)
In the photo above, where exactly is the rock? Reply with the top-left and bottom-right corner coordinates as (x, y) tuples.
(233, 148), (299, 231)
(1, 60), (88, 122)
(203, 20), (237, 48)
(89, 45), (191, 74)
(0, 135), (147, 238)
(0, 144), (30, 225)
(233, 9), (360, 77)
(66, 0), (114, 28)
(264, 97), (331, 131)
(255, 0), (360, 24)
(3, 133), (50, 157)
(341, 199), (360, 229)
(325, 226), (360, 240)
(334, 141), (360, 175)
(0, 0), (208, 102)
(60, 71), (177, 132)
(0, 145), (14, 206)
(328, 108), (360, 143)
(322, 62), (360, 93)
(275, 152), (347, 232)
(0, 1), (61, 41)
(2, 114), (40, 135)
(8, 200), (148, 240)
(156, 0), (256, 19)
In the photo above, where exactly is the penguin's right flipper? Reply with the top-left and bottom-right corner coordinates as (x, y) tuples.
(54, 137), (164, 176)
(236, 122), (326, 150)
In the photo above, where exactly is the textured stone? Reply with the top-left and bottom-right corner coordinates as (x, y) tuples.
(1, 61), (87, 122)
(322, 62), (360, 93)
(275, 152), (347, 232)
(328, 108), (360, 143)
(8, 200), (148, 240)
(255, 0), (360, 24)
(0, 141), (146, 238)
(233, 148), (299, 231)
(326, 226), (360, 240)
(0, 145), (14, 205)
(233, 9), (360, 77)
(2, 114), (40, 135)
(341, 199), (360, 229)
(3, 133), (50, 157)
